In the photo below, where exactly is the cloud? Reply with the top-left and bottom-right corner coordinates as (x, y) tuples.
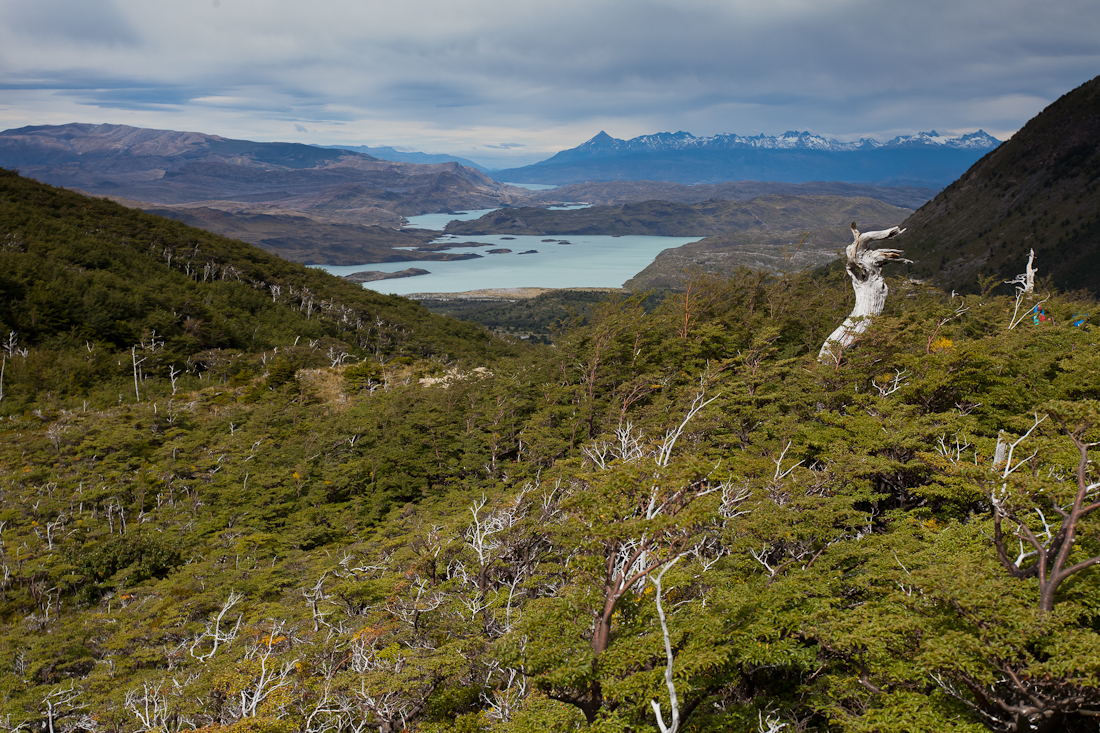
(0, 0), (1097, 165)
(5, 0), (140, 47)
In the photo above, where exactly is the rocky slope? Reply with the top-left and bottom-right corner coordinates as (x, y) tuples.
(898, 74), (1100, 294)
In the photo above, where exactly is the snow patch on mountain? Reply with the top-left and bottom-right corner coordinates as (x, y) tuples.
(569, 129), (1001, 156)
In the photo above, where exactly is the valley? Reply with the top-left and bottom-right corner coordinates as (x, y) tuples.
(1, 74), (1099, 733)
(1, 164), (1098, 732)
(0, 124), (941, 285)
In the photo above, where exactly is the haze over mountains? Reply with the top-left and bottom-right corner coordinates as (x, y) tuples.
(494, 129), (1001, 187)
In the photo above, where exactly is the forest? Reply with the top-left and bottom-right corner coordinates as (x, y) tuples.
(1, 168), (1100, 733)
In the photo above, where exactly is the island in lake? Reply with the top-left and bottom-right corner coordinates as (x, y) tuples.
(343, 268), (431, 283)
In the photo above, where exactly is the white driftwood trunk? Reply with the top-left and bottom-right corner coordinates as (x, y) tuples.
(1005, 248), (1037, 294)
(818, 222), (909, 362)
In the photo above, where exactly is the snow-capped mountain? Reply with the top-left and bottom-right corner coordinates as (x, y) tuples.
(566, 129), (1000, 156)
(492, 129), (1003, 187)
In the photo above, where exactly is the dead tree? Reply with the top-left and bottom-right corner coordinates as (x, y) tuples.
(818, 222), (909, 362)
(649, 557), (682, 733)
(992, 414), (1100, 613)
(1005, 248), (1037, 294)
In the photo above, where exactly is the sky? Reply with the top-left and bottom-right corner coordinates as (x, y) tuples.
(1, 0), (1098, 169)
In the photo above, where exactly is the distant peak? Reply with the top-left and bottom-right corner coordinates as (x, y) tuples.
(536, 127), (1002, 168)
(576, 131), (623, 151)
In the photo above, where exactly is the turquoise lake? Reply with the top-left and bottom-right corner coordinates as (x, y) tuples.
(316, 211), (702, 296)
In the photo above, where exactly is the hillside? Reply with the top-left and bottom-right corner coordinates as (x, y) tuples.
(444, 196), (911, 238)
(1, 249), (1098, 732)
(0, 167), (518, 413)
(0, 123), (521, 217)
(6, 122), (1100, 733)
(899, 74), (1100, 294)
(325, 144), (491, 173)
(493, 129), (1001, 187)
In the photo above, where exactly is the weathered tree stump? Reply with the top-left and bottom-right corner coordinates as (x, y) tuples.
(818, 222), (909, 362)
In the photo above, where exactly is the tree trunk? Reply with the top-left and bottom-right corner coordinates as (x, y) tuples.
(818, 222), (909, 362)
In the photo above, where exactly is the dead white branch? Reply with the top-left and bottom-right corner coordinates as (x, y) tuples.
(1005, 248), (1037, 294)
(650, 557), (682, 733)
(190, 590), (243, 661)
(818, 222), (909, 362)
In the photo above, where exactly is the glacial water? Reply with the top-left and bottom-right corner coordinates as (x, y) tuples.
(500, 182), (558, 190)
(320, 209), (700, 295)
(317, 232), (702, 296)
(399, 209), (499, 231)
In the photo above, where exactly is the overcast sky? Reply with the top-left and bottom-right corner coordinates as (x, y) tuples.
(1, 0), (1097, 168)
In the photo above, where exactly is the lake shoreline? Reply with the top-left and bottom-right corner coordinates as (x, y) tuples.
(406, 286), (627, 301)
(316, 233), (703, 295)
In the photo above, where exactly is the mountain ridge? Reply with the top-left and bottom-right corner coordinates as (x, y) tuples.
(492, 129), (1002, 187)
(543, 129), (1000, 163)
(0, 123), (526, 219)
(322, 144), (491, 173)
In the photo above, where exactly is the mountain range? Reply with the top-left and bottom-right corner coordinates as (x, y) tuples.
(323, 144), (491, 173)
(0, 123), (523, 222)
(5, 92), (1096, 295)
(493, 129), (1002, 187)
(448, 74), (1100, 295)
(536, 129), (1000, 158)
(0, 123), (534, 264)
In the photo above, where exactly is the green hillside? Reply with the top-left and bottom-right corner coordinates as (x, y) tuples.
(2, 167), (1100, 733)
(0, 168), (517, 414)
(900, 74), (1100, 294)
(2, 241), (1100, 732)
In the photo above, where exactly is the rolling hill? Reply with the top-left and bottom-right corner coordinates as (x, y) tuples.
(0, 123), (521, 219)
(0, 167), (518, 412)
(0, 123), (540, 266)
